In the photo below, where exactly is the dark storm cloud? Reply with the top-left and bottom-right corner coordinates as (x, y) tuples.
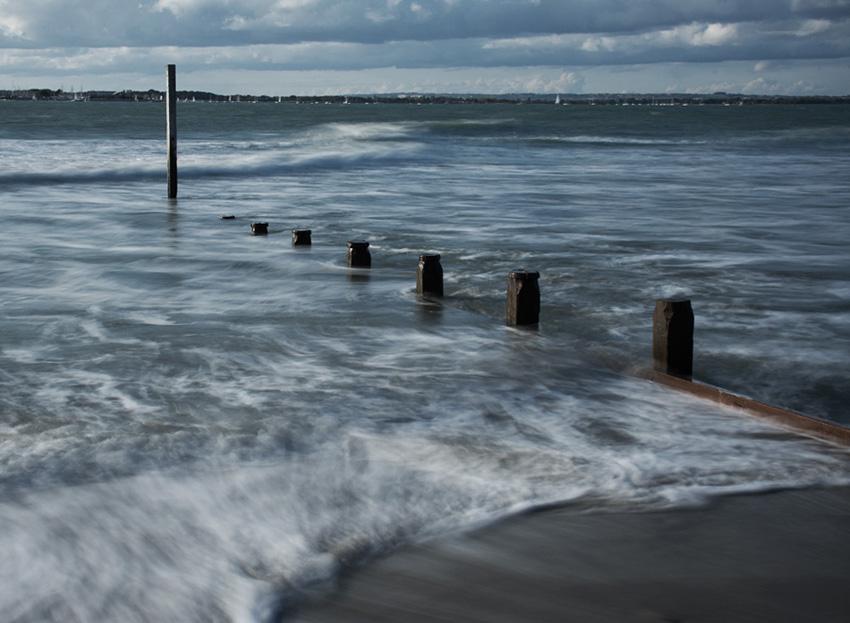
(2, 1), (849, 50)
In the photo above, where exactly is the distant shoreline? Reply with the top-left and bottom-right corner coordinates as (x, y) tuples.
(3, 89), (849, 106)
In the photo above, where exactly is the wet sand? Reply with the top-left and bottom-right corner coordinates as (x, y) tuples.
(293, 487), (850, 622)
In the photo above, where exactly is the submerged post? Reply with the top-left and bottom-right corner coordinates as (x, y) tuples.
(653, 298), (694, 378)
(506, 270), (540, 326)
(416, 254), (443, 297)
(292, 229), (312, 246)
(347, 241), (371, 268)
(166, 64), (177, 199)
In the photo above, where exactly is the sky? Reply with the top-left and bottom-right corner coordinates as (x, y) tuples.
(1, 0), (849, 96)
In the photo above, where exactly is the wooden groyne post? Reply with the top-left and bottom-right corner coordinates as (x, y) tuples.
(166, 64), (177, 199)
(640, 298), (850, 446)
(506, 270), (540, 326)
(292, 230), (312, 246)
(653, 298), (693, 378)
(416, 254), (443, 297)
(251, 222), (269, 236)
(347, 241), (371, 267)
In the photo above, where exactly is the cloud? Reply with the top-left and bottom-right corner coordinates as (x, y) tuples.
(796, 18), (833, 34)
(688, 22), (740, 46)
(1, 1), (849, 95)
(0, 0), (847, 47)
(0, 14), (26, 41)
(743, 75), (784, 93)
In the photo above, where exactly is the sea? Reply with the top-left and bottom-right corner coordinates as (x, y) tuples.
(1, 99), (849, 622)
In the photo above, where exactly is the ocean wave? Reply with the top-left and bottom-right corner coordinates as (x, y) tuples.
(0, 143), (422, 187)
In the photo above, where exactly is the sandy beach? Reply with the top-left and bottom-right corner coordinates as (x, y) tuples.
(293, 486), (850, 623)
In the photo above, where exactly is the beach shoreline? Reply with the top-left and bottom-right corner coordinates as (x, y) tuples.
(292, 486), (850, 622)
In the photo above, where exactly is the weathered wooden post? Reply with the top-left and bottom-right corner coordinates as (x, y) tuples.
(653, 298), (694, 378)
(251, 222), (269, 235)
(292, 229), (312, 246)
(347, 241), (371, 267)
(416, 254), (443, 297)
(166, 64), (177, 199)
(506, 270), (540, 326)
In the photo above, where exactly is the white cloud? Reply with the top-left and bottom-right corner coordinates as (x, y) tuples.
(654, 22), (739, 47)
(742, 75), (780, 92)
(153, 0), (210, 17)
(796, 18), (832, 34)
(580, 36), (617, 53)
(0, 16), (27, 41)
(694, 22), (739, 45)
(789, 79), (815, 92)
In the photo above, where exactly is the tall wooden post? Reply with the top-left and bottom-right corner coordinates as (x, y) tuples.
(653, 298), (694, 378)
(506, 270), (540, 326)
(166, 64), (177, 199)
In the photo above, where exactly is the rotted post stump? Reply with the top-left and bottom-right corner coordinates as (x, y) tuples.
(416, 254), (443, 297)
(653, 298), (694, 378)
(251, 222), (269, 235)
(506, 270), (540, 326)
(292, 229), (312, 246)
(347, 241), (371, 268)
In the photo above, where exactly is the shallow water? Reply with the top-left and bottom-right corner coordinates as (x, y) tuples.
(1, 100), (849, 621)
